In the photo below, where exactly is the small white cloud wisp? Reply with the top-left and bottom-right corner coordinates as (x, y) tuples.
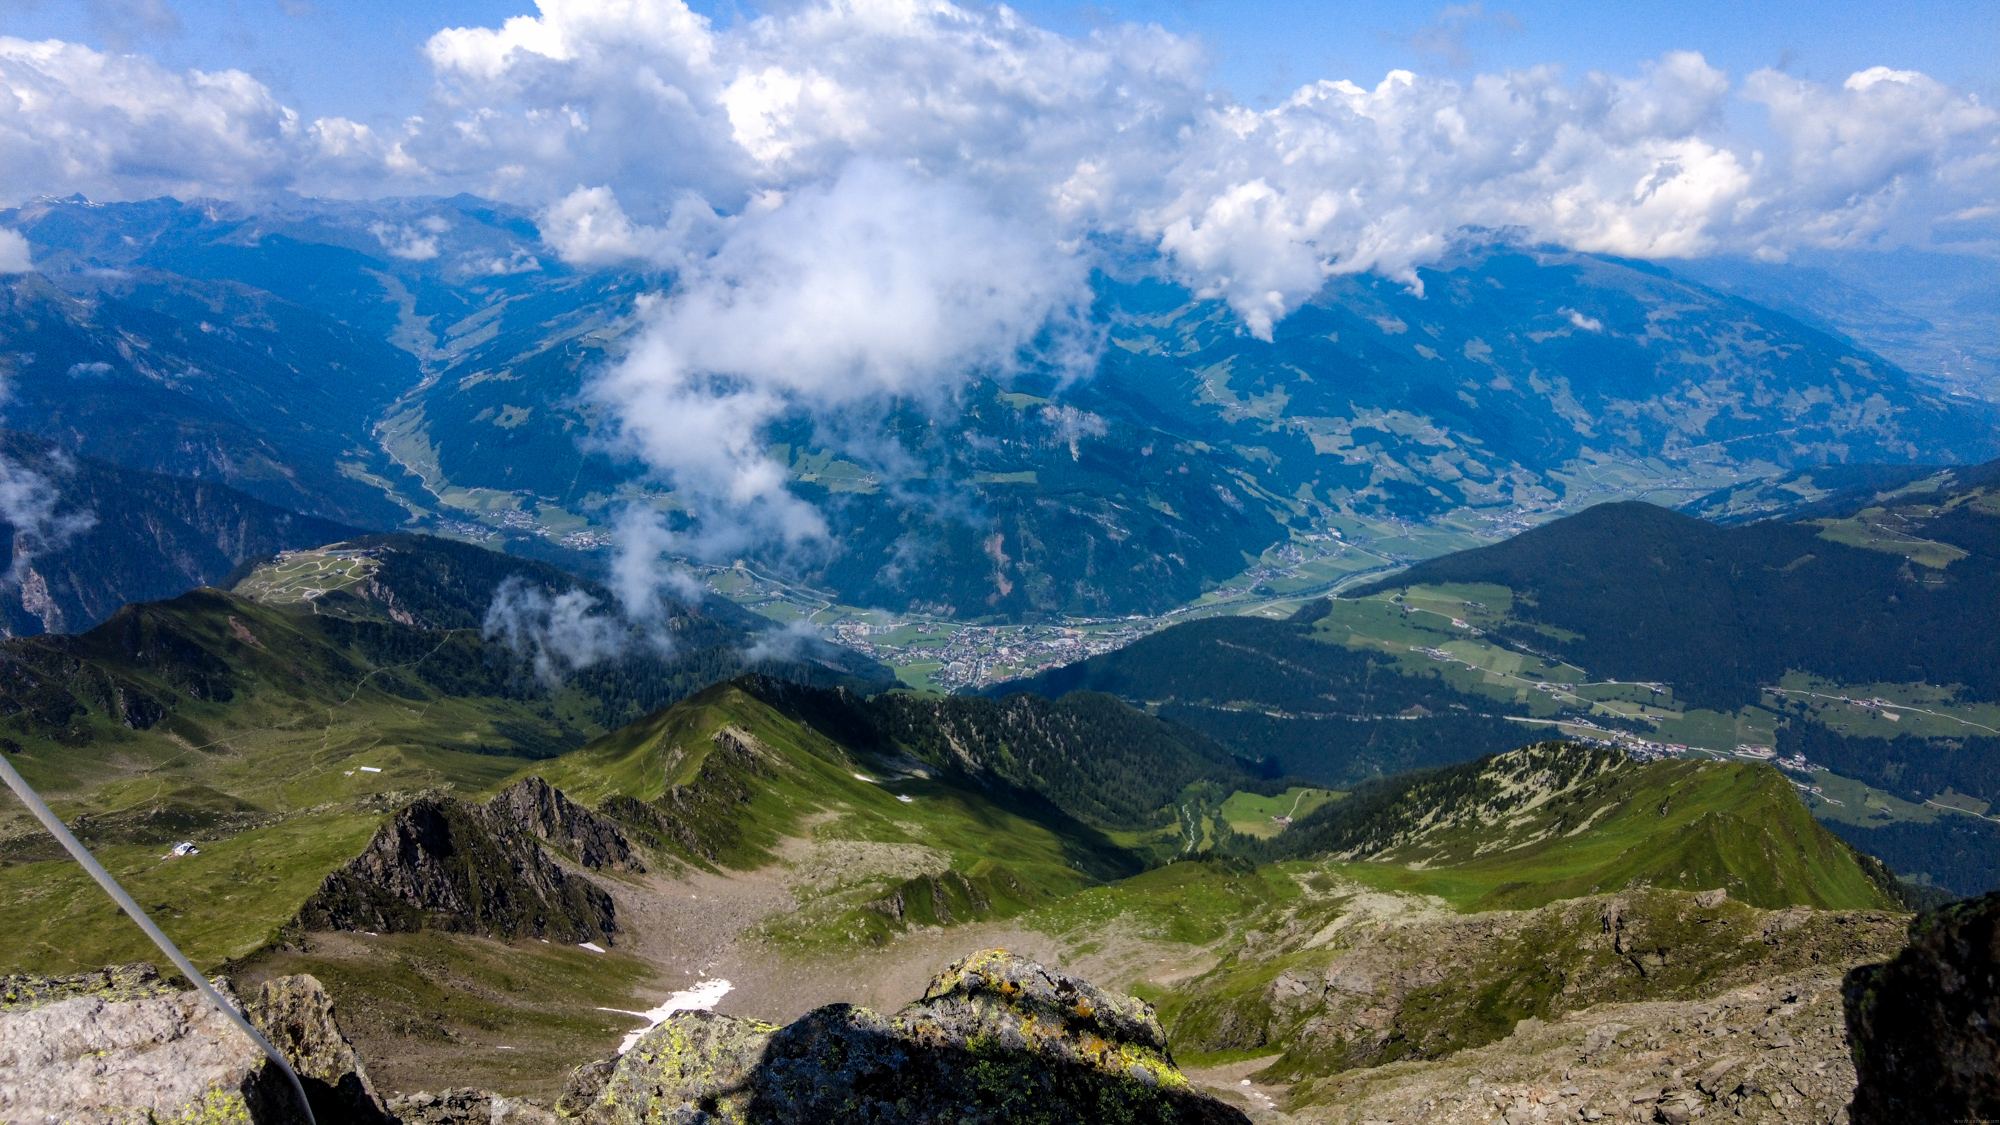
(480, 575), (630, 686)
(0, 369), (95, 588)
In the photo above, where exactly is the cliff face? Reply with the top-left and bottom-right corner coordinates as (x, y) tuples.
(0, 963), (382, 1125)
(486, 776), (641, 874)
(295, 781), (624, 944)
(557, 948), (1249, 1125)
(1844, 891), (2000, 1124)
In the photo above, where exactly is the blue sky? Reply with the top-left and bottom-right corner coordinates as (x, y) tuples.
(2, 0), (1992, 125)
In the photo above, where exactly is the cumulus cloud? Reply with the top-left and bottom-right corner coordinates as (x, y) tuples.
(1, 4), (1990, 305)
(0, 230), (31, 273)
(587, 160), (1093, 556)
(0, 36), (405, 201)
(481, 575), (629, 686)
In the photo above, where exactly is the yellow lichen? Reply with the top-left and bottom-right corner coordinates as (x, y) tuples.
(152, 1084), (253, 1125)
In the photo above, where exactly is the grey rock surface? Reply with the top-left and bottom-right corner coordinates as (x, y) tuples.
(0, 963), (379, 1125)
(295, 791), (616, 944)
(487, 777), (641, 874)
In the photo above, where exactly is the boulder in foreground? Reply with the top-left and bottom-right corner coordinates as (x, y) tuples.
(559, 948), (1250, 1124)
(0, 962), (387, 1125)
(1845, 890), (2000, 1124)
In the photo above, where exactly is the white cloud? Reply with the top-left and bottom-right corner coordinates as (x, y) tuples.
(0, 230), (30, 273)
(1743, 64), (2000, 250)
(0, 36), (400, 201)
(0, 377), (95, 584)
(481, 574), (628, 686)
(2, 7), (1990, 299)
(588, 159), (1093, 556)
(367, 217), (448, 260)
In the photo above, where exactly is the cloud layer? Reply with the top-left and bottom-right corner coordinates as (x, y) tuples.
(4, 2), (1991, 295)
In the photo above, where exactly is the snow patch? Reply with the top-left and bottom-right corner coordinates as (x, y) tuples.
(603, 978), (735, 1054)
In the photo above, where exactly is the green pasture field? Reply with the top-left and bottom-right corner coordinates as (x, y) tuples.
(1220, 788), (1343, 839)
(1020, 859), (1301, 948)
(0, 810), (381, 973)
(232, 549), (381, 606)
(1647, 706), (1779, 754)
(1813, 512), (1968, 569)
(1766, 673), (2000, 740)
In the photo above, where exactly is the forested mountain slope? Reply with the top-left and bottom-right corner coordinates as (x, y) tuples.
(988, 612), (1534, 784)
(0, 431), (358, 636)
(1349, 472), (2000, 710)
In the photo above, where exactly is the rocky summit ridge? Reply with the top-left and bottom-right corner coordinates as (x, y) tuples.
(559, 948), (1246, 1125)
(1, 952), (1248, 1125)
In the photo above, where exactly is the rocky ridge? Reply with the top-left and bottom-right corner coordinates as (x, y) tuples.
(1171, 883), (1906, 1088)
(295, 779), (632, 944)
(1267, 966), (1867, 1124)
(558, 948), (1250, 1125)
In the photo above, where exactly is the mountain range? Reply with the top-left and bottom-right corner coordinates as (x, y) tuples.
(5, 195), (1996, 624)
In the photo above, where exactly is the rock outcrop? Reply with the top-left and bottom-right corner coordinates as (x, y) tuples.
(1844, 890), (2000, 1124)
(1171, 884), (1906, 1084)
(385, 1087), (557, 1125)
(247, 974), (393, 1124)
(488, 777), (641, 873)
(1275, 967), (1870, 1124)
(296, 789), (618, 944)
(558, 948), (1250, 1124)
(0, 963), (383, 1125)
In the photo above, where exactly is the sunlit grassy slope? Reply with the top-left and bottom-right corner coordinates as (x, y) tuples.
(1257, 742), (1895, 912)
(518, 678), (1144, 947)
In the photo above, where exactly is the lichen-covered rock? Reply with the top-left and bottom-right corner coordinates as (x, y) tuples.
(559, 949), (1249, 1125)
(1844, 890), (2000, 1125)
(0, 964), (379, 1125)
(564, 1009), (779, 1124)
(246, 974), (391, 1124)
(0, 961), (182, 1011)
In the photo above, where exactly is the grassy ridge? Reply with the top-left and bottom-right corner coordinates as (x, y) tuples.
(520, 679), (1143, 946)
(1249, 743), (1895, 912)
